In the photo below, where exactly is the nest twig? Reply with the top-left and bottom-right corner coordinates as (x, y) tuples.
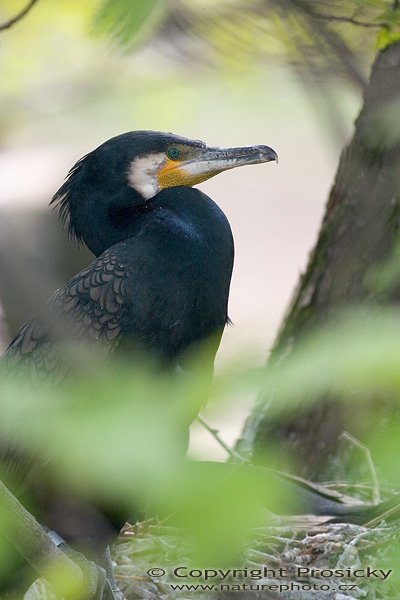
(112, 513), (400, 600)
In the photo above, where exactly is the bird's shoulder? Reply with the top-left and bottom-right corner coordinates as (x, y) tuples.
(1, 244), (139, 373)
(56, 244), (133, 328)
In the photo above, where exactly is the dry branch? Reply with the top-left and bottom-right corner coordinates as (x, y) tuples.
(111, 517), (399, 600)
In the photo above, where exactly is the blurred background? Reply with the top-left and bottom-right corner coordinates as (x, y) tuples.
(0, 0), (379, 457)
(3, 2), (400, 596)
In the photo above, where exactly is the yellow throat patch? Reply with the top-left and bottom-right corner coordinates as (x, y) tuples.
(157, 158), (222, 190)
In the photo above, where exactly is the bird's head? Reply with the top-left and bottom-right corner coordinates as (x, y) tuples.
(52, 131), (277, 253)
(122, 131), (278, 200)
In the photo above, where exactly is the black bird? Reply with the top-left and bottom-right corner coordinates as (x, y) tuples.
(0, 131), (278, 597)
(4, 132), (277, 378)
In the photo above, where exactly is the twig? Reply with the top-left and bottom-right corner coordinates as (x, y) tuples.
(311, 12), (381, 29)
(294, 0), (368, 89)
(196, 415), (247, 462)
(334, 529), (372, 569)
(364, 503), (400, 528)
(340, 432), (381, 504)
(0, 0), (38, 32)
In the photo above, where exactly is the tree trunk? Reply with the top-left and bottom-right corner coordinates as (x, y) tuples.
(237, 41), (400, 479)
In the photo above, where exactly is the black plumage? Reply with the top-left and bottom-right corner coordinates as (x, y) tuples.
(0, 131), (277, 594)
(4, 187), (234, 379)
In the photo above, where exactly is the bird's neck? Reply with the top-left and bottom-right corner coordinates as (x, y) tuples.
(70, 186), (231, 259)
(143, 187), (234, 267)
(72, 188), (148, 256)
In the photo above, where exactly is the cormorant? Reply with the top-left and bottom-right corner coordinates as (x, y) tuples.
(0, 131), (278, 598)
(3, 132), (277, 377)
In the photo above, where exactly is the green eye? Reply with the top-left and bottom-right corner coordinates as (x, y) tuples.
(167, 147), (180, 160)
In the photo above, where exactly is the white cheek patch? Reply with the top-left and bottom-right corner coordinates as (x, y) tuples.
(128, 153), (166, 200)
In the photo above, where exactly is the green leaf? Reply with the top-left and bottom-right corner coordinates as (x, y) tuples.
(251, 307), (400, 411)
(153, 461), (288, 565)
(376, 26), (400, 49)
(92, 0), (165, 48)
(376, 5), (400, 49)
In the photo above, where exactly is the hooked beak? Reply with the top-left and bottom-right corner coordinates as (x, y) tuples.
(181, 144), (278, 180)
(157, 144), (278, 191)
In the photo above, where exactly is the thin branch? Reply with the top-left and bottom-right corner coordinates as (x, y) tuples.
(340, 431), (381, 504)
(0, 0), (38, 32)
(364, 501), (400, 528)
(197, 415), (247, 463)
(312, 12), (381, 29)
(291, 0), (368, 89)
(334, 529), (373, 569)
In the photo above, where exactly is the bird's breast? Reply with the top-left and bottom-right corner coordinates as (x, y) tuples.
(119, 207), (234, 361)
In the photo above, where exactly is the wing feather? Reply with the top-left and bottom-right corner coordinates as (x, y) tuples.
(1, 246), (133, 380)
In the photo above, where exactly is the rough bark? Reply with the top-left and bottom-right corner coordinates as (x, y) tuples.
(237, 41), (400, 479)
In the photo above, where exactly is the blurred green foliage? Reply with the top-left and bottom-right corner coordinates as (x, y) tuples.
(2, 304), (400, 595)
(88, 0), (400, 64)
(0, 351), (291, 596)
(255, 307), (400, 406)
(92, 0), (166, 48)
(1, 0), (400, 596)
(1, 0), (373, 153)
(376, 3), (400, 48)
